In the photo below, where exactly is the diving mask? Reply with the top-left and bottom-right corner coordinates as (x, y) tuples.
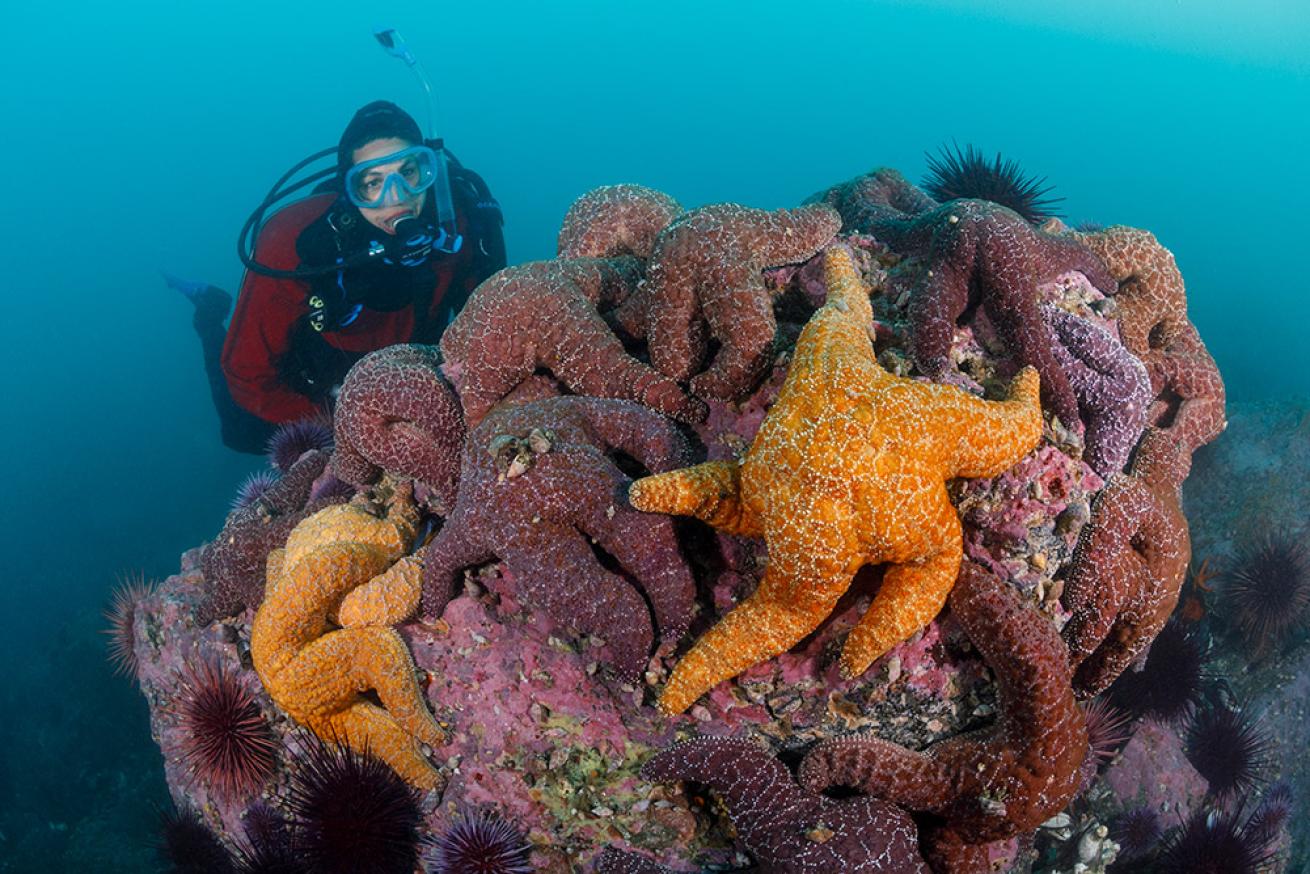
(344, 144), (439, 209)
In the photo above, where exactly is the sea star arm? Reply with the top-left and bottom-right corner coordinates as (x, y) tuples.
(920, 366), (1043, 479)
(502, 522), (657, 681)
(657, 501), (856, 714)
(317, 700), (442, 790)
(557, 184), (682, 260)
(641, 736), (928, 872)
(571, 397), (694, 475)
(687, 265), (779, 401)
(575, 499), (695, 645)
(420, 508), (496, 621)
(798, 733), (953, 811)
(840, 512), (963, 678)
(629, 460), (762, 537)
(271, 627), (445, 788)
(337, 555), (422, 628)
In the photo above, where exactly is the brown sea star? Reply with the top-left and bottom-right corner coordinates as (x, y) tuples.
(799, 562), (1089, 874)
(610, 202), (841, 402)
(811, 169), (1116, 426)
(251, 483), (445, 790)
(1061, 427), (1193, 697)
(557, 184), (682, 260)
(331, 345), (465, 513)
(629, 247), (1042, 714)
(420, 396), (696, 681)
(625, 736), (928, 873)
(440, 257), (706, 426)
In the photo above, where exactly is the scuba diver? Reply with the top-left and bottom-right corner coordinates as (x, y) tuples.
(174, 98), (506, 454)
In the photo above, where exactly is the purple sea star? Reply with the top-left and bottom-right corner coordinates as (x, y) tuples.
(610, 203), (841, 402)
(799, 562), (1088, 873)
(331, 345), (465, 513)
(632, 736), (927, 873)
(1043, 305), (1151, 477)
(420, 396), (696, 681)
(810, 169), (1115, 426)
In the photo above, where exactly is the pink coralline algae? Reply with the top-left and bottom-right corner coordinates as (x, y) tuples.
(622, 735), (927, 873)
(800, 563), (1088, 874)
(611, 202), (842, 402)
(557, 184), (683, 260)
(196, 449), (343, 624)
(421, 396), (696, 681)
(440, 257), (706, 426)
(331, 344), (465, 512)
(810, 168), (1116, 426)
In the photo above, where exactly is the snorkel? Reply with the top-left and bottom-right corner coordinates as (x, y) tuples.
(373, 27), (462, 256)
(238, 28), (462, 280)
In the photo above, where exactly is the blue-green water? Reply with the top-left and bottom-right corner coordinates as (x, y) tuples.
(0, 0), (1306, 868)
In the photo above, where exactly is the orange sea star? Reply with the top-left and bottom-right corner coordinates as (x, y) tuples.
(628, 246), (1043, 714)
(251, 485), (445, 789)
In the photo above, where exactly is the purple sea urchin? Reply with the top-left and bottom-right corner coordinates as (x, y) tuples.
(286, 737), (422, 874)
(1155, 806), (1272, 874)
(423, 809), (534, 874)
(1110, 806), (1162, 860)
(157, 805), (236, 874)
(1108, 620), (1208, 724)
(102, 571), (156, 678)
(267, 413), (335, 473)
(231, 469), (281, 512)
(235, 802), (303, 874)
(1184, 698), (1271, 800)
(1244, 782), (1293, 853)
(1222, 529), (1310, 657)
(176, 661), (278, 802)
(922, 142), (1064, 225)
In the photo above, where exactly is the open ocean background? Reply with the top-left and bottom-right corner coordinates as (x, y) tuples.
(0, 0), (1306, 868)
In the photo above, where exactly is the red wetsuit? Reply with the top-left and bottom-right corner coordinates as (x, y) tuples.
(222, 193), (483, 424)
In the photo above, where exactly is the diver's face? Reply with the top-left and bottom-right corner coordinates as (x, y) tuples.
(352, 137), (429, 235)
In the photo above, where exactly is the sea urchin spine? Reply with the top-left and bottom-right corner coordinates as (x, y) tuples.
(424, 809), (534, 874)
(176, 660), (278, 802)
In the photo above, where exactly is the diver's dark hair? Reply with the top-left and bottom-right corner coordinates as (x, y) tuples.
(336, 100), (423, 178)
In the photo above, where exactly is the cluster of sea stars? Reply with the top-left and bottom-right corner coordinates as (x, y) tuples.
(175, 158), (1225, 872)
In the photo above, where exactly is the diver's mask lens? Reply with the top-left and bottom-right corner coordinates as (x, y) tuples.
(345, 145), (439, 209)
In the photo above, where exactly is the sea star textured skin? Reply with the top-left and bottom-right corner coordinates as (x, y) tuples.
(556, 184), (682, 260)
(629, 247), (1043, 714)
(251, 488), (445, 790)
(1043, 305), (1151, 477)
(635, 736), (928, 873)
(799, 563), (1089, 874)
(610, 203), (842, 402)
(595, 849), (685, 874)
(1061, 428), (1193, 698)
(197, 450), (341, 625)
(1069, 225), (1226, 454)
(440, 258), (705, 426)
(420, 396), (696, 681)
(331, 345), (465, 513)
(811, 169), (1116, 426)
